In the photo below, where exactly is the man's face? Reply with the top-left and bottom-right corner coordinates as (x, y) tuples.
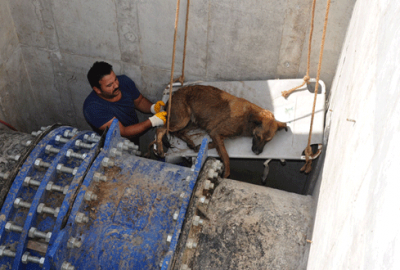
(94, 71), (120, 100)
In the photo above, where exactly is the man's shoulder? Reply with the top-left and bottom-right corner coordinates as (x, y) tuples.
(117, 74), (133, 84)
(83, 91), (104, 110)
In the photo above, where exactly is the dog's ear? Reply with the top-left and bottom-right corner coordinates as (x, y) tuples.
(276, 121), (288, 131)
(249, 113), (262, 126)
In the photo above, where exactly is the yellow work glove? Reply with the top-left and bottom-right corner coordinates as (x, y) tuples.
(150, 101), (166, 114)
(149, 111), (167, 127)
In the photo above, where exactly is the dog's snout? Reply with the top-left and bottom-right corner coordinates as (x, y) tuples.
(252, 145), (262, 155)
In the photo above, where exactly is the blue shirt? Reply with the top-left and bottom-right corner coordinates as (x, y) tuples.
(83, 75), (141, 134)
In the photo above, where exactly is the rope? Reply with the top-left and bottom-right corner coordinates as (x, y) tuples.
(167, 0), (181, 134)
(0, 119), (17, 131)
(301, 0), (331, 173)
(176, 0), (190, 85)
(281, 0), (317, 99)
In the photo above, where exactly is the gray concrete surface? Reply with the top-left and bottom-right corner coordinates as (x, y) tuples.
(0, 0), (355, 134)
(307, 0), (400, 268)
(172, 158), (313, 270)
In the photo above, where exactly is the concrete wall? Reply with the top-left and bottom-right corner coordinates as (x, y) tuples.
(1, 0), (355, 133)
(0, 0), (37, 131)
(308, 0), (400, 268)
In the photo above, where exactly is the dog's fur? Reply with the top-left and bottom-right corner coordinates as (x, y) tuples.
(154, 85), (287, 178)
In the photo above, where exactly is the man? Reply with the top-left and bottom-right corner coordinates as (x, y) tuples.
(83, 61), (166, 145)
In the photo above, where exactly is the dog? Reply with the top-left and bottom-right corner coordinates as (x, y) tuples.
(154, 85), (287, 178)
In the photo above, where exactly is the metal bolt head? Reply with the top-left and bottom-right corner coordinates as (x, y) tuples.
(34, 158), (42, 168)
(0, 246), (6, 256)
(28, 227), (37, 238)
(21, 251), (30, 264)
(46, 181), (54, 191)
(45, 232), (52, 243)
(63, 185), (70, 195)
(37, 203), (45, 214)
(5, 222), (13, 231)
(14, 198), (22, 208)
(166, 234), (172, 243)
(39, 257), (45, 266)
(54, 207), (60, 218)
(66, 149), (73, 157)
(75, 212), (89, 224)
(0, 172), (9, 180)
(61, 261), (75, 270)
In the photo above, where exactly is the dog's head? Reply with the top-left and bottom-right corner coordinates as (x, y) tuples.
(250, 110), (287, 155)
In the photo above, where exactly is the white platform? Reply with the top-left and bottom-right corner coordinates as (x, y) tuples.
(162, 79), (325, 160)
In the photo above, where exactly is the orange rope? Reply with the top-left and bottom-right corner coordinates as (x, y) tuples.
(167, 0), (181, 134)
(178, 0), (190, 85)
(301, 0), (331, 173)
(281, 0), (317, 99)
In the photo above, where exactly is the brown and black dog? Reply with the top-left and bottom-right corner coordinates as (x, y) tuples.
(154, 85), (287, 178)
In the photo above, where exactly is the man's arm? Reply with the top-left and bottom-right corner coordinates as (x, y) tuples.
(134, 94), (153, 114)
(98, 117), (152, 138)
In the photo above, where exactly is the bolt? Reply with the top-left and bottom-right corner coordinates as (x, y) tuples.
(207, 169), (218, 179)
(166, 234), (173, 243)
(192, 215), (204, 227)
(5, 222), (23, 233)
(93, 172), (108, 182)
(64, 128), (78, 138)
(23, 177), (41, 188)
(84, 191), (97, 202)
(117, 142), (129, 151)
(0, 172), (10, 180)
(40, 125), (51, 131)
(75, 140), (95, 150)
(8, 155), (20, 161)
(101, 157), (114, 168)
(37, 203), (60, 218)
(45, 145), (60, 155)
(180, 193), (187, 199)
(173, 210), (179, 221)
(186, 239), (197, 249)
(34, 158), (51, 170)
(22, 140), (32, 147)
(21, 251), (45, 266)
(28, 227), (52, 243)
(0, 246), (16, 258)
(56, 164), (78, 175)
(122, 139), (139, 150)
(132, 150), (141, 156)
(66, 149), (87, 160)
(14, 198), (32, 209)
(55, 135), (69, 144)
(46, 181), (69, 194)
(185, 176), (191, 182)
(211, 160), (223, 173)
(204, 180), (215, 190)
(83, 133), (100, 143)
(75, 212), (89, 224)
(199, 196), (209, 205)
(31, 130), (42, 137)
(110, 148), (122, 157)
(67, 237), (82, 249)
(61, 261), (75, 270)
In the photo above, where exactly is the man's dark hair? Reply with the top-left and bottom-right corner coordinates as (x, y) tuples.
(87, 61), (113, 89)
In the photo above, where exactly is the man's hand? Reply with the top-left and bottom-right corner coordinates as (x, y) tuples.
(149, 111), (167, 127)
(150, 101), (166, 114)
